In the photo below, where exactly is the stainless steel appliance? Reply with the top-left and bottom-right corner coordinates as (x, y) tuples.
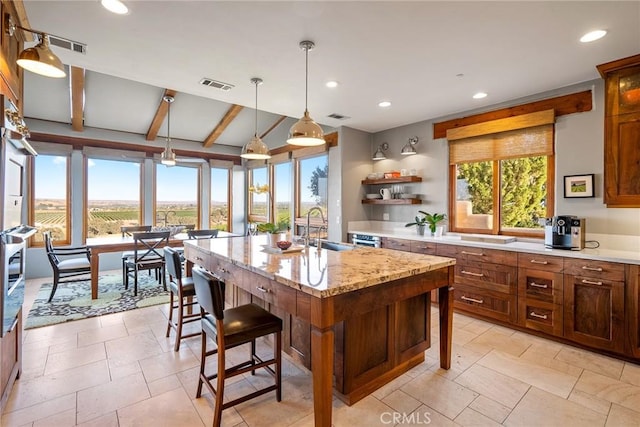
(351, 233), (381, 248)
(544, 216), (585, 250)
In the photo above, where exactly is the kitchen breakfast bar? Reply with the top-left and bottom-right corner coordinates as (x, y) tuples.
(184, 235), (456, 427)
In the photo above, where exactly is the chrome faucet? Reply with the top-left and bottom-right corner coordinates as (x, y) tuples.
(305, 207), (326, 248)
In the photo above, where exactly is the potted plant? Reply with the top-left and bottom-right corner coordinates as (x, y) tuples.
(257, 222), (283, 246)
(405, 211), (447, 236)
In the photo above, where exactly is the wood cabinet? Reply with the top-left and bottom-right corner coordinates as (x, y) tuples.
(361, 176), (422, 205)
(627, 264), (640, 358)
(597, 54), (640, 207)
(0, 307), (21, 411)
(0, 0), (24, 107)
(517, 253), (564, 336)
(563, 258), (625, 353)
(382, 237), (412, 251)
(437, 244), (518, 323)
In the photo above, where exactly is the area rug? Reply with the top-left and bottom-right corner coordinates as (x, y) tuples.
(25, 274), (170, 330)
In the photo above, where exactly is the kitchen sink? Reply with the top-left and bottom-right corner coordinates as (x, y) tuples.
(312, 240), (358, 251)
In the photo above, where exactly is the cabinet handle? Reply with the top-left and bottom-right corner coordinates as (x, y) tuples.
(582, 266), (603, 272)
(461, 270), (484, 277)
(581, 279), (603, 286)
(461, 296), (484, 304)
(529, 311), (548, 320)
(530, 259), (548, 265)
(256, 286), (270, 293)
(529, 282), (548, 289)
(461, 250), (484, 256)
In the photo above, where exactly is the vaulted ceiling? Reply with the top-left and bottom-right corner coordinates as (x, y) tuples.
(19, 1), (640, 153)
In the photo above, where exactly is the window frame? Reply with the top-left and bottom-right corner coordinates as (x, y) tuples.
(83, 156), (144, 241)
(210, 165), (232, 231)
(29, 153), (72, 246)
(247, 165), (270, 224)
(153, 161), (201, 229)
(294, 152), (329, 231)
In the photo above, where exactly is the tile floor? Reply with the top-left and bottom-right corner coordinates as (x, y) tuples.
(3, 274), (640, 426)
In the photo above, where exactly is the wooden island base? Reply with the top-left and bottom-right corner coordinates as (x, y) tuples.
(184, 238), (454, 427)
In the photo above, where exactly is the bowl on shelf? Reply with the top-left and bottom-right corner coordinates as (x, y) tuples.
(276, 240), (292, 250)
(384, 171), (401, 179)
(400, 193), (418, 199)
(367, 173), (377, 180)
(365, 193), (382, 199)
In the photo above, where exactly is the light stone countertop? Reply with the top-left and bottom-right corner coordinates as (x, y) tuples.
(348, 222), (640, 265)
(184, 234), (456, 298)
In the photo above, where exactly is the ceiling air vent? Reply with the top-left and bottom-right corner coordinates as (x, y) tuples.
(35, 33), (87, 54)
(327, 113), (350, 120)
(199, 78), (235, 91)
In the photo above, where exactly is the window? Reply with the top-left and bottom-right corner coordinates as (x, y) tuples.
(31, 154), (70, 244)
(156, 164), (199, 228)
(86, 158), (142, 238)
(248, 166), (268, 223)
(449, 113), (554, 236)
(297, 154), (328, 218)
(273, 162), (292, 231)
(210, 167), (230, 231)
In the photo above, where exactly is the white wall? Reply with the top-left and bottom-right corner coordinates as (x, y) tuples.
(363, 79), (640, 238)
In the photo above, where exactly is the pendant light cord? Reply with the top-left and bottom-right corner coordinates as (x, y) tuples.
(304, 45), (309, 112)
(255, 80), (259, 137)
(167, 98), (171, 145)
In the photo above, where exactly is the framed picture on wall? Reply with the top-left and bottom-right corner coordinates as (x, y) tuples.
(564, 174), (595, 198)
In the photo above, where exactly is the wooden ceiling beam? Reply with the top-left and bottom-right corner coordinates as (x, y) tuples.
(260, 115), (287, 139)
(70, 66), (85, 132)
(203, 104), (244, 148)
(146, 88), (177, 141)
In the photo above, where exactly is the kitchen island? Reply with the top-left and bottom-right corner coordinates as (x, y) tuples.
(184, 235), (455, 427)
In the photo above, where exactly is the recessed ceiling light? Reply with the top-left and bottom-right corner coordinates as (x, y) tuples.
(378, 101), (391, 108)
(580, 30), (607, 43)
(101, 0), (128, 14)
(473, 92), (487, 99)
(326, 81), (339, 88)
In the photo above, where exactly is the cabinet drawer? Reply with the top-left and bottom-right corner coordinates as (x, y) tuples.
(518, 268), (563, 305)
(517, 253), (564, 273)
(209, 258), (244, 286)
(249, 274), (297, 313)
(454, 261), (517, 293)
(564, 258), (625, 281)
(410, 241), (436, 254)
(518, 298), (563, 337)
(437, 244), (516, 265)
(383, 237), (412, 252)
(453, 285), (517, 324)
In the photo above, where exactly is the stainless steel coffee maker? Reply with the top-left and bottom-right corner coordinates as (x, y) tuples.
(544, 216), (585, 250)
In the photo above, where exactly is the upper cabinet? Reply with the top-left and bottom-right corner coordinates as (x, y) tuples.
(0, 0), (24, 108)
(597, 54), (640, 207)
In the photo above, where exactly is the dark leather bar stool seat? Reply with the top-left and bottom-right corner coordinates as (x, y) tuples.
(164, 246), (200, 351)
(192, 266), (282, 427)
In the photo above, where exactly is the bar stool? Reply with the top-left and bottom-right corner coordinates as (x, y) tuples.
(192, 266), (282, 427)
(164, 246), (201, 351)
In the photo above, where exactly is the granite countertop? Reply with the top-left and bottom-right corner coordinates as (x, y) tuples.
(348, 224), (640, 265)
(184, 234), (455, 298)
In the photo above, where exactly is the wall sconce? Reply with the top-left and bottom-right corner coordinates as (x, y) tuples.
(372, 142), (389, 160)
(401, 136), (419, 156)
(6, 16), (66, 78)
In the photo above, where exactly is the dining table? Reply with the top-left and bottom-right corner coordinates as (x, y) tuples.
(86, 230), (238, 299)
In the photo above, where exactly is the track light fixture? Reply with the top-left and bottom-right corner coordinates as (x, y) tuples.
(372, 142), (389, 160)
(241, 78), (271, 159)
(287, 40), (325, 146)
(401, 136), (419, 156)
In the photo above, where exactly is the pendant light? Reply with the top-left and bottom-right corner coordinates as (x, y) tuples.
(160, 95), (176, 166)
(241, 78), (271, 159)
(287, 40), (325, 146)
(373, 143), (389, 160)
(6, 18), (66, 78)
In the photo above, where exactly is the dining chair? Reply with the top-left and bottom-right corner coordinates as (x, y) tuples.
(164, 246), (200, 351)
(120, 225), (152, 284)
(124, 231), (170, 296)
(192, 266), (282, 427)
(187, 229), (219, 239)
(43, 231), (92, 302)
